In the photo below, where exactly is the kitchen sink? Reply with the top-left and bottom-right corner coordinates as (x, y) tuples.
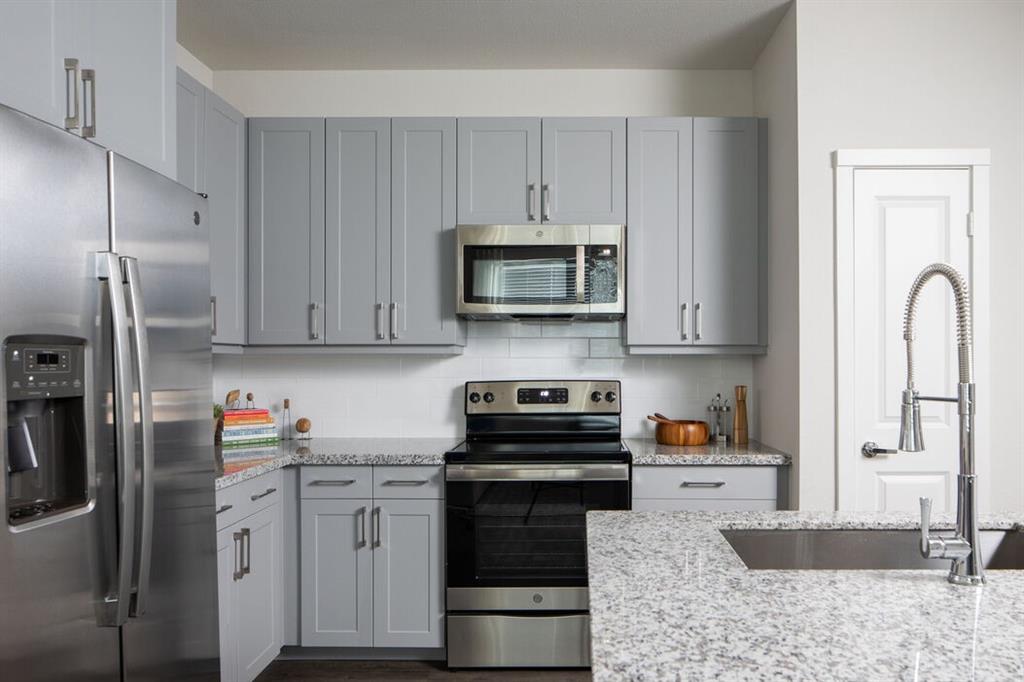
(720, 529), (1024, 570)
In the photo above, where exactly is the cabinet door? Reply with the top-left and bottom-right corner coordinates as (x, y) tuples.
(248, 118), (326, 344)
(301, 499), (373, 647)
(206, 90), (247, 345)
(80, 0), (176, 177)
(372, 499), (444, 648)
(175, 68), (205, 192)
(391, 118), (462, 345)
(0, 1), (75, 129)
(692, 117), (759, 345)
(216, 526), (239, 682)
(541, 118), (625, 224)
(625, 118), (694, 346)
(324, 118), (390, 344)
(457, 117), (541, 224)
(235, 505), (282, 681)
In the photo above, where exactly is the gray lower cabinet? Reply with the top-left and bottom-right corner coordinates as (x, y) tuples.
(540, 118), (626, 224)
(625, 116), (762, 351)
(632, 465), (779, 511)
(216, 525), (239, 682)
(457, 117), (541, 224)
(248, 118), (326, 344)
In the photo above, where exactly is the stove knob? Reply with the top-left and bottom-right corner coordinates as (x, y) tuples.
(590, 391), (603, 403)
(469, 392), (481, 403)
(604, 391), (617, 403)
(483, 392), (495, 403)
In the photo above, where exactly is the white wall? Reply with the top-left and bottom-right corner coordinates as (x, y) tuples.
(213, 322), (755, 441)
(211, 69), (753, 117)
(752, 4), (799, 508)
(795, 0), (1024, 510)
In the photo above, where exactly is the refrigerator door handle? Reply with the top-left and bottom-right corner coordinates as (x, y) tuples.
(95, 252), (136, 627)
(122, 256), (154, 618)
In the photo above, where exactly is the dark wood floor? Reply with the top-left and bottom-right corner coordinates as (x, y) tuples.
(256, 660), (591, 681)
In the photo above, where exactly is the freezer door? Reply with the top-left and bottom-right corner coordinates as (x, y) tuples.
(108, 153), (219, 680)
(0, 106), (121, 679)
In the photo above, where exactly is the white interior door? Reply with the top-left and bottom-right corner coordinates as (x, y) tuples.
(846, 168), (971, 512)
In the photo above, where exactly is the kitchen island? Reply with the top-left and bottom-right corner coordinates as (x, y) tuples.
(586, 510), (1024, 680)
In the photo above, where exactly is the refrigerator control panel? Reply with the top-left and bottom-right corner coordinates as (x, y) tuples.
(5, 340), (85, 400)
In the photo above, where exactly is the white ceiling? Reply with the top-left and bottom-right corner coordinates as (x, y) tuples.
(178, 0), (791, 71)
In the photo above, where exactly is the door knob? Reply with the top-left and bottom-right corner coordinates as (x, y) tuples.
(861, 441), (896, 458)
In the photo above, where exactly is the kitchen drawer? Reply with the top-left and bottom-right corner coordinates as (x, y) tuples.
(633, 466), (777, 500)
(216, 470), (283, 530)
(372, 465), (443, 499)
(632, 498), (776, 512)
(300, 465), (373, 499)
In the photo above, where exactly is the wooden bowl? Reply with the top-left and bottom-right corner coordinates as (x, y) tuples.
(647, 415), (710, 446)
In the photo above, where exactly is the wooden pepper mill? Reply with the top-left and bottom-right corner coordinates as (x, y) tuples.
(733, 385), (749, 445)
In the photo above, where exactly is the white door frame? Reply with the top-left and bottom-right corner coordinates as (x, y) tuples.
(833, 149), (991, 511)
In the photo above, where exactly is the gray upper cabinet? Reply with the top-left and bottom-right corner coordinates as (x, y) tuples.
(391, 118), (463, 345)
(205, 91), (247, 345)
(541, 118), (626, 224)
(626, 118), (694, 346)
(175, 68), (205, 193)
(692, 117), (759, 346)
(457, 118), (541, 224)
(248, 118), (326, 345)
(324, 118), (391, 345)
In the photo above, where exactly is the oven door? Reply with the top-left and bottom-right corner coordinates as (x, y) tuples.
(445, 463), (630, 590)
(456, 224), (624, 319)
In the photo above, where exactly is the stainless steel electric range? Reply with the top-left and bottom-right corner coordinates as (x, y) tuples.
(444, 380), (631, 668)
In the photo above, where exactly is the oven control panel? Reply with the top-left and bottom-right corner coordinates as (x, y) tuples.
(465, 380), (620, 415)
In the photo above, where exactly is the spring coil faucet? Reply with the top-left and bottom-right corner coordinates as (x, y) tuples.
(899, 263), (983, 585)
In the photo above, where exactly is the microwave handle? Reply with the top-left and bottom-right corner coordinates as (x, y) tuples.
(575, 245), (585, 304)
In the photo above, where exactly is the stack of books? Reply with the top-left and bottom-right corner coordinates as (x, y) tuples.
(221, 408), (279, 449)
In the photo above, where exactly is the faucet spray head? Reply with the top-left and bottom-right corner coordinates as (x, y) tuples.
(898, 389), (925, 452)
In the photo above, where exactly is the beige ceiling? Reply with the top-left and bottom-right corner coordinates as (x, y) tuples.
(178, 0), (791, 71)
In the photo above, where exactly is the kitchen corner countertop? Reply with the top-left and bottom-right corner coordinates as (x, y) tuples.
(586, 510), (1024, 681)
(625, 438), (791, 466)
(216, 437), (459, 489)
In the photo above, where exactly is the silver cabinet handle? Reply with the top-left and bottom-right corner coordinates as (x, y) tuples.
(242, 527), (251, 576)
(250, 487), (277, 501)
(527, 183), (536, 222)
(232, 531), (244, 581)
(216, 504), (233, 515)
(390, 302), (398, 340)
(357, 506), (367, 548)
(310, 302), (320, 340)
(372, 507), (381, 548)
(694, 302), (703, 341)
(309, 479), (355, 486)
(81, 68), (96, 139)
(63, 58), (80, 130)
(375, 302), (385, 340)
(382, 480), (427, 486)
(210, 296), (217, 336)
(680, 480), (726, 488)
(542, 183), (551, 221)
(122, 256), (154, 618)
(681, 303), (689, 341)
(95, 252), (135, 627)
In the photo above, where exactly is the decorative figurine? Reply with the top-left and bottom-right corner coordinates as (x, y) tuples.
(296, 417), (313, 441)
(245, 392), (255, 409)
(225, 389), (240, 410)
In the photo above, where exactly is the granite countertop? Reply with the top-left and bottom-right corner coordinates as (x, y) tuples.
(625, 438), (791, 466)
(586, 510), (1024, 681)
(216, 437), (459, 489)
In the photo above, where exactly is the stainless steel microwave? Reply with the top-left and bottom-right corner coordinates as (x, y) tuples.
(456, 224), (625, 320)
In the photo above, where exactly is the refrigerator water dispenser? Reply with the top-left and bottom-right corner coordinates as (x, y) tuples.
(4, 336), (89, 526)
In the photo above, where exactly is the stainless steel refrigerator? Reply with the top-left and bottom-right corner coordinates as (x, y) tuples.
(0, 103), (219, 680)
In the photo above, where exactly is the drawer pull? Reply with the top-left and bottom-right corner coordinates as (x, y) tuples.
(309, 479), (356, 486)
(216, 504), (233, 515)
(680, 480), (726, 488)
(250, 487), (277, 501)
(382, 480), (427, 486)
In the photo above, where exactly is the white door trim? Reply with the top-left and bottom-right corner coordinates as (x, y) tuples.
(834, 149), (991, 511)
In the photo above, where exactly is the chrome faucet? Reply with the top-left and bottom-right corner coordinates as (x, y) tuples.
(898, 263), (983, 585)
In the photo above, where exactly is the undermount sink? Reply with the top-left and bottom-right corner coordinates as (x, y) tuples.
(721, 529), (1024, 571)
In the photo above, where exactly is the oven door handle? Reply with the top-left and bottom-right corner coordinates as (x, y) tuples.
(445, 463), (629, 482)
